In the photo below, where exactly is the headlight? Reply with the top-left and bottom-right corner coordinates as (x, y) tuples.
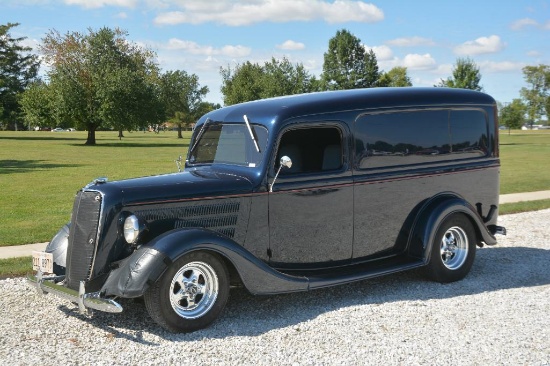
(123, 215), (141, 244)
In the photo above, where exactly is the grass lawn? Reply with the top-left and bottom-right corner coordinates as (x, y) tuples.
(1, 129), (549, 247)
(1, 130), (191, 246)
(0, 257), (32, 279)
(499, 130), (550, 194)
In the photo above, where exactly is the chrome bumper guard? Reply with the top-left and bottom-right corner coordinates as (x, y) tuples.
(27, 271), (123, 314)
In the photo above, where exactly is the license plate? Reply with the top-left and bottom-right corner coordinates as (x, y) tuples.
(32, 251), (54, 274)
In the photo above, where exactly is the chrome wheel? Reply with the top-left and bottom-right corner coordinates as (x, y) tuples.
(440, 226), (469, 270)
(169, 261), (219, 319)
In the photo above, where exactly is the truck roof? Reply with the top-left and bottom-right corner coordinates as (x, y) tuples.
(200, 87), (496, 128)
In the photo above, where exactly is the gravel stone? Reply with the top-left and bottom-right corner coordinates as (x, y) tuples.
(1, 209), (549, 365)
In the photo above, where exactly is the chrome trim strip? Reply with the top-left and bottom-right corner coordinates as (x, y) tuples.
(27, 275), (123, 314)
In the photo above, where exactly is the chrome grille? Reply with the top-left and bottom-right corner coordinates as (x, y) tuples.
(65, 191), (102, 290)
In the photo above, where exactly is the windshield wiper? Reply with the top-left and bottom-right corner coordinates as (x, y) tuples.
(243, 114), (260, 153)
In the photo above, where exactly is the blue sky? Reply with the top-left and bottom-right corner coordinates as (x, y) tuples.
(2, 0), (549, 106)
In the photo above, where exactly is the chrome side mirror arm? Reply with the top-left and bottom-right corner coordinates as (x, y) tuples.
(269, 156), (292, 192)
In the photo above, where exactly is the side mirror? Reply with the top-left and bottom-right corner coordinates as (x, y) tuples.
(269, 156), (293, 192)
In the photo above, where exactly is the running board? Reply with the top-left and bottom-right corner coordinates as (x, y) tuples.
(280, 256), (425, 291)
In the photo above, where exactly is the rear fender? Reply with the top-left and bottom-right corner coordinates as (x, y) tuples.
(101, 228), (308, 298)
(407, 193), (497, 262)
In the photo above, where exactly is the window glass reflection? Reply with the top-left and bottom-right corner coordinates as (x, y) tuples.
(355, 109), (487, 169)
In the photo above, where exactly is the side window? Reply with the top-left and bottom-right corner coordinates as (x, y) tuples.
(355, 110), (449, 169)
(277, 127), (342, 174)
(450, 110), (488, 157)
(355, 109), (488, 170)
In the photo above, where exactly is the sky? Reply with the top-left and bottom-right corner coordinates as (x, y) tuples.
(2, 0), (549, 106)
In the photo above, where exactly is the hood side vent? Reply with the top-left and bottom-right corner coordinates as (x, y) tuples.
(139, 201), (240, 239)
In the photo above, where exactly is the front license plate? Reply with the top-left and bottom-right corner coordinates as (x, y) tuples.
(32, 251), (53, 273)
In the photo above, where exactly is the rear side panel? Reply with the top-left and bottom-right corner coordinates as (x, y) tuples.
(352, 106), (499, 260)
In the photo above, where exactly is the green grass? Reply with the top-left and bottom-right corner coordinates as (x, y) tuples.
(0, 256), (32, 279)
(499, 198), (550, 215)
(499, 130), (550, 194)
(1, 130), (191, 246)
(1, 129), (550, 247)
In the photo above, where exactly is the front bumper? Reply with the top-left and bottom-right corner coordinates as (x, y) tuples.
(28, 271), (123, 314)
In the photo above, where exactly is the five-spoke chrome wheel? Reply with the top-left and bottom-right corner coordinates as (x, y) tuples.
(170, 261), (219, 319)
(440, 226), (469, 270)
(144, 251), (229, 333)
(426, 214), (476, 283)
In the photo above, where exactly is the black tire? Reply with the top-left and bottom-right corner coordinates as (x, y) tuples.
(425, 214), (477, 283)
(144, 251), (230, 333)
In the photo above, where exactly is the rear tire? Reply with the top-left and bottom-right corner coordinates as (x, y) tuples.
(426, 214), (476, 283)
(144, 251), (229, 333)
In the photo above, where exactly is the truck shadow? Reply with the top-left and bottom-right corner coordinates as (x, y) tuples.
(58, 245), (549, 343)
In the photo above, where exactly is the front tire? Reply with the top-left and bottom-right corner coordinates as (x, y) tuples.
(426, 214), (477, 283)
(144, 251), (230, 333)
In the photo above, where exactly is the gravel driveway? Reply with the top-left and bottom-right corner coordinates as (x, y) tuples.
(1, 210), (549, 365)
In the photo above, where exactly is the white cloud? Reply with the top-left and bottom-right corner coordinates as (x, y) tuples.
(511, 17), (539, 30)
(367, 45), (393, 61)
(64, 0), (137, 8)
(402, 53), (436, 70)
(527, 50), (541, 57)
(386, 36), (435, 47)
(154, 0), (384, 26)
(116, 11), (128, 18)
(164, 38), (251, 57)
(510, 17), (550, 31)
(454, 35), (505, 55)
(478, 60), (526, 73)
(433, 64), (453, 75)
(277, 40), (305, 51)
(20, 37), (41, 51)
(412, 76), (443, 88)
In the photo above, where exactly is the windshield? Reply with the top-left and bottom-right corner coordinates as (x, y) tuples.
(188, 123), (268, 167)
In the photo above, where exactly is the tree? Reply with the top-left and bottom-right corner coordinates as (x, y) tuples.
(40, 27), (162, 144)
(263, 57), (317, 97)
(19, 80), (55, 129)
(520, 64), (549, 126)
(220, 61), (264, 105)
(0, 23), (40, 130)
(378, 67), (413, 87)
(499, 99), (526, 133)
(437, 57), (483, 91)
(321, 29), (380, 90)
(220, 57), (316, 105)
(159, 70), (209, 138)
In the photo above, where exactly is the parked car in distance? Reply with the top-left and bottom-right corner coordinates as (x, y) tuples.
(30, 87), (506, 333)
(51, 128), (64, 132)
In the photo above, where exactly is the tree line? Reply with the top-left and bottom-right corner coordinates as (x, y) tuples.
(1, 23), (548, 144)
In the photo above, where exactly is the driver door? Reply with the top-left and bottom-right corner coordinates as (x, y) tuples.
(268, 124), (353, 269)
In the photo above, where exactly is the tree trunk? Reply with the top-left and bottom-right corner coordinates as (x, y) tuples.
(177, 124), (183, 139)
(85, 125), (96, 145)
(118, 129), (124, 140)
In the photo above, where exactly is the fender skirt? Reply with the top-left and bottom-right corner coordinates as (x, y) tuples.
(101, 228), (308, 298)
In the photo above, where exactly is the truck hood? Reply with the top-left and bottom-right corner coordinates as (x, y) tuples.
(86, 168), (253, 207)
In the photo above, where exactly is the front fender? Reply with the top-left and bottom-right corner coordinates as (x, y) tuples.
(408, 193), (497, 261)
(101, 228), (308, 298)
